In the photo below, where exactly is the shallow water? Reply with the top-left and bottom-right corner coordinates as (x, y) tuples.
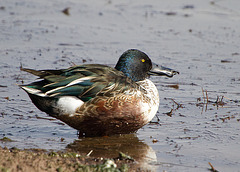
(0, 0), (240, 171)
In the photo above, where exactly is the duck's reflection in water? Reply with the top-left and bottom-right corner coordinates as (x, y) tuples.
(67, 134), (157, 171)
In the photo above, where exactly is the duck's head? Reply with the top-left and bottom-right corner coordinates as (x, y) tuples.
(115, 49), (179, 82)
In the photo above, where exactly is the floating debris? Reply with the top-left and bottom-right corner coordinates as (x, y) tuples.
(231, 52), (239, 56)
(167, 84), (179, 89)
(62, 7), (70, 16)
(152, 139), (158, 143)
(0, 6), (5, 10)
(171, 98), (184, 109)
(3, 97), (9, 100)
(221, 59), (236, 63)
(164, 108), (173, 117)
(165, 12), (177, 16)
(163, 98), (183, 117)
(58, 43), (83, 46)
(208, 162), (219, 172)
(182, 5), (194, 9)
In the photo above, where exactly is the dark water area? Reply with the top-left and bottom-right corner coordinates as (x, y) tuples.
(0, 0), (240, 171)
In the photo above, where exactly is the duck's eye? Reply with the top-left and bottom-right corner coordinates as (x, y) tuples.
(141, 59), (145, 63)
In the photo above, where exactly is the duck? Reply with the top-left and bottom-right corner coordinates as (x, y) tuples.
(20, 49), (178, 136)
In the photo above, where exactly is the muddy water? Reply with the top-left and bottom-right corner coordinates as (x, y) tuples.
(0, 0), (240, 171)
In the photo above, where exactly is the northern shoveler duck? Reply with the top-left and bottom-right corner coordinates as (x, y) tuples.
(21, 49), (178, 136)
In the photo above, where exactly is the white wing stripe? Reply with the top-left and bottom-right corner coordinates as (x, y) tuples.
(66, 76), (95, 87)
(45, 86), (66, 95)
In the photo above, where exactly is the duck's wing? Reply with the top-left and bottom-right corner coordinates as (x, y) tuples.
(21, 64), (134, 102)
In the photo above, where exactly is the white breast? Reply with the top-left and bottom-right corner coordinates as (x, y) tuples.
(137, 79), (160, 123)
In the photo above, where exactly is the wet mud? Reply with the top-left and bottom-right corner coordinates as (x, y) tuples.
(0, 0), (240, 171)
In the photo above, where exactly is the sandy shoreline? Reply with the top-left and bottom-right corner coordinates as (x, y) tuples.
(0, 146), (136, 172)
